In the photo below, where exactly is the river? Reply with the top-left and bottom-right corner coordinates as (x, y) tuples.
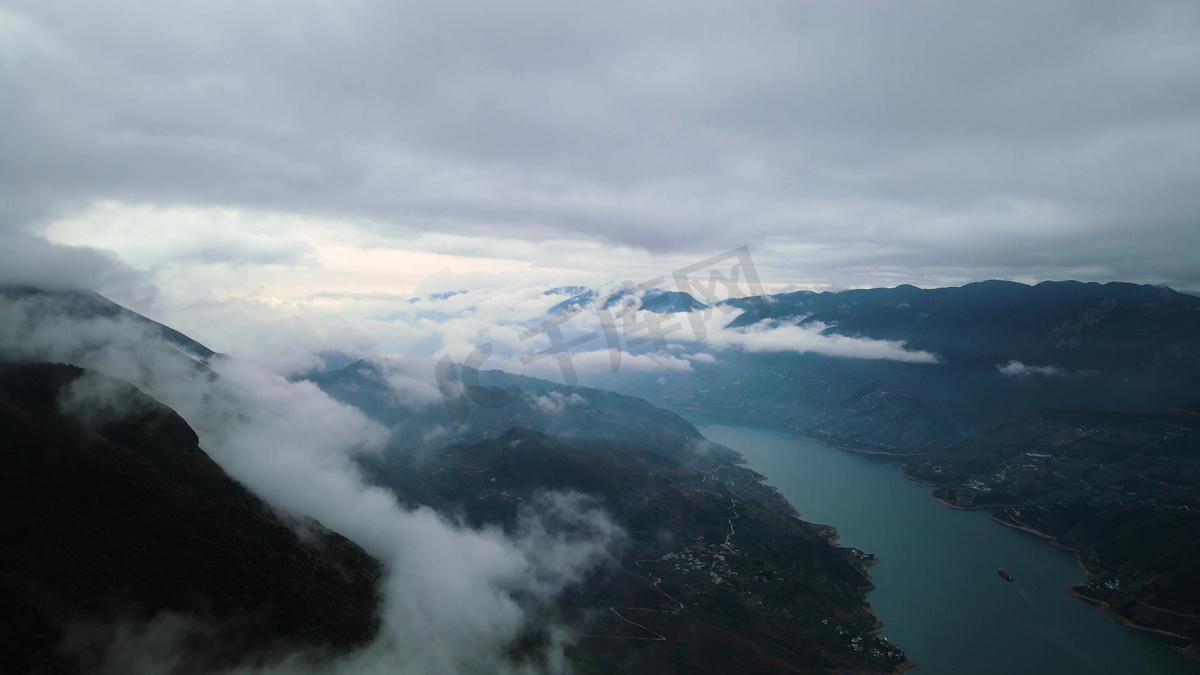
(674, 408), (1199, 675)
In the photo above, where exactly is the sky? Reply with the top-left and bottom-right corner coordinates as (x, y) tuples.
(3, 0), (1200, 361)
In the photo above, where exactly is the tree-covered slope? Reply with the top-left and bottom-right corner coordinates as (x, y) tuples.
(0, 362), (379, 673)
(902, 404), (1200, 651)
(600, 281), (1200, 452)
(365, 427), (908, 674)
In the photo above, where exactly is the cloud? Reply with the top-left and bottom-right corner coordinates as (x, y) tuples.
(61, 612), (223, 675)
(347, 355), (446, 407)
(703, 315), (942, 364)
(2, 2), (1198, 292)
(0, 231), (141, 291)
(41, 202), (317, 268)
(56, 369), (157, 429)
(997, 360), (1066, 377)
(526, 390), (587, 414)
(558, 348), (694, 378)
(0, 293), (624, 674)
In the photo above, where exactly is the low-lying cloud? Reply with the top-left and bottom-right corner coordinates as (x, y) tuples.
(0, 232), (141, 291)
(527, 390), (587, 415)
(1, 294), (624, 674)
(997, 360), (1067, 377)
(702, 316), (942, 364)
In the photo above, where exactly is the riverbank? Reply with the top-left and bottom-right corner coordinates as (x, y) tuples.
(678, 406), (1200, 673)
(662, 404), (926, 457)
(1065, 588), (1194, 642)
(895, 465), (943, 488)
(897, 468), (1008, 510)
(910, 472), (1200, 661)
(795, 432), (927, 457)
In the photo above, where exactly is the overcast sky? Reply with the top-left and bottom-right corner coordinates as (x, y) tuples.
(3, 1), (1200, 325)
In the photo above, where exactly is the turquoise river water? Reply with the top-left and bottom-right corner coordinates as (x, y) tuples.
(675, 408), (1199, 675)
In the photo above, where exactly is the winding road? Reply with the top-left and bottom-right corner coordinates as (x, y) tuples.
(576, 492), (742, 641)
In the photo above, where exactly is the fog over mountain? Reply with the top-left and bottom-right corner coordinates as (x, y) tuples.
(0, 292), (623, 674)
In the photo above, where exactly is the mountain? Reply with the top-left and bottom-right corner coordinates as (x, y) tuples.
(640, 290), (708, 315)
(0, 285), (913, 673)
(901, 404), (1200, 654)
(309, 359), (739, 468)
(723, 280), (1200, 373)
(545, 286), (707, 318)
(0, 362), (379, 673)
(543, 285), (591, 298)
(364, 427), (909, 674)
(593, 280), (1200, 453)
(0, 286), (218, 365)
(545, 288), (600, 315)
(21, 277), (1198, 669)
(407, 290), (467, 304)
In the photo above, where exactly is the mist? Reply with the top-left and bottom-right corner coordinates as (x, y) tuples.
(701, 317), (942, 363)
(0, 293), (624, 674)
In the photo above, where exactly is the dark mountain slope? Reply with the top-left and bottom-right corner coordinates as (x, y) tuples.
(365, 427), (908, 674)
(725, 280), (1200, 373)
(311, 359), (738, 468)
(0, 286), (217, 362)
(597, 280), (1200, 452)
(902, 404), (1200, 653)
(0, 362), (379, 673)
(639, 291), (708, 314)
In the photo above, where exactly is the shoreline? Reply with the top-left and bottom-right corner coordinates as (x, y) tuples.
(673, 403), (917, 667)
(926, 493), (998, 511)
(663, 404), (927, 457)
(794, 432), (927, 457)
(1064, 587), (1194, 642)
(685, 407), (887, 558)
(895, 466), (943, 488)
(927, 484), (1200, 655)
(673, 403), (1199, 666)
(989, 512), (1081, 554)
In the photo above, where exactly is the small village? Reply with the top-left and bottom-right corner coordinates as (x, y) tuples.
(654, 541), (743, 586)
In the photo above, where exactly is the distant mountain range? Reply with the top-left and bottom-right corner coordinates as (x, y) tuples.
(546, 285), (710, 317)
(724, 280), (1200, 373)
(591, 280), (1200, 453)
(307, 358), (737, 469)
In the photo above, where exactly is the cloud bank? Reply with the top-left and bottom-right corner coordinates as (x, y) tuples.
(997, 360), (1067, 378)
(0, 293), (623, 674)
(2, 1), (1198, 296)
(702, 316), (942, 364)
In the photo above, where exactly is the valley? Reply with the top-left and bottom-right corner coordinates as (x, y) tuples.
(363, 428), (909, 673)
(902, 405), (1200, 655)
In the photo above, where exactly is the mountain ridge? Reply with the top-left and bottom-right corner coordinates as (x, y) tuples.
(591, 279), (1200, 453)
(0, 286), (219, 364)
(0, 361), (380, 672)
